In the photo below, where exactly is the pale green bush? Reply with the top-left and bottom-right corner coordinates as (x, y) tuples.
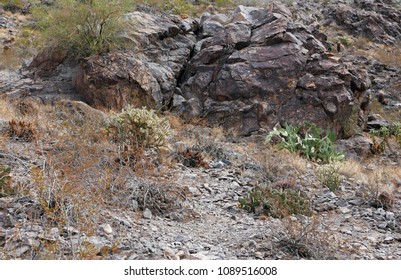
(318, 162), (343, 192)
(32, 0), (132, 57)
(106, 106), (171, 152)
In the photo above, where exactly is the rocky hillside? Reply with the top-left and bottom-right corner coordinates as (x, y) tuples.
(1, 0), (401, 260)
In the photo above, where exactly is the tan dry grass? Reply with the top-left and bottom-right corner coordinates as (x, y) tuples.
(253, 147), (308, 178)
(0, 97), (17, 121)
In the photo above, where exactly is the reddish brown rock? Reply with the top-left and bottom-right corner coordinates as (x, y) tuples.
(174, 3), (371, 136)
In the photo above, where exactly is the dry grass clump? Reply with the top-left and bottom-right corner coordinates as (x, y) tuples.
(11, 98), (40, 116)
(273, 216), (339, 259)
(253, 147), (308, 179)
(362, 165), (400, 210)
(339, 159), (365, 178)
(340, 159), (400, 210)
(0, 96), (17, 120)
(134, 0), (235, 16)
(0, 165), (13, 197)
(353, 43), (401, 67)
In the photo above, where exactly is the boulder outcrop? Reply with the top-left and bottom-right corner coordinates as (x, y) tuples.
(322, 0), (401, 45)
(174, 3), (371, 136)
(73, 11), (198, 110)
(20, 2), (374, 137)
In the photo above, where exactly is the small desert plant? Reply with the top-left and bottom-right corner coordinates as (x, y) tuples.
(213, 0), (234, 7)
(265, 123), (344, 163)
(274, 216), (338, 259)
(370, 123), (401, 154)
(175, 147), (210, 168)
(7, 119), (36, 141)
(238, 183), (312, 218)
(318, 162), (343, 192)
(106, 106), (171, 153)
(337, 35), (353, 47)
(32, 0), (132, 57)
(0, 166), (12, 197)
(1, 0), (23, 13)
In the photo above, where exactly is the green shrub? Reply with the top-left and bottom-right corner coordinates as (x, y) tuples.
(106, 106), (171, 152)
(213, 0), (234, 7)
(238, 184), (312, 218)
(318, 162), (342, 192)
(337, 36), (353, 47)
(32, 0), (132, 57)
(265, 123), (344, 163)
(369, 122), (401, 154)
(1, 0), (23, 13)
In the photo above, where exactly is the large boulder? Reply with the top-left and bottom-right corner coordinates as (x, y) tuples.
(74, 11), (198, 110)
(174, 3), (372, 136)
(322, 0), (401, 45)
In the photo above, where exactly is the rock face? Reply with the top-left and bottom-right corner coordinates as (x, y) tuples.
(16, 2), (374, 137)
(175, 3), (371, 136)
(74, 11), (198, 110)
(322, 0), (401, 45)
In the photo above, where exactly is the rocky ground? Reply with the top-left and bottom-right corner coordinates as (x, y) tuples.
(1, 0), (401, 260)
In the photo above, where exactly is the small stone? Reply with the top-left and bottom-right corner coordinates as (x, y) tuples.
(63, 226), (79, 235)
(13, 245), (30, 258)
(212, 161), (225, 168)
(361, 209), (373, 217)
(339, 207), (351, 214)
(175, 235), (188, 243)
(255, 251), (263, 259)
(143, 208), (152, 219)
(349, 198), (364, 206)
(188, 186), (201, 196)
(325, 191), (337, 199)
(191, 252), (209, 260)
(335, 198), (349, 207)
(377, 222), (388, 229)
(340, 227), (353, 235)
(359, 245), (368, 251)
(375, 208), (386, 216)
(385, 211), (395, 221)
(367, 236), (377, 243)
(132, 200), (139, 211)
(384, 236), (394, 244)
(28, 239), (41, 248)
(186, 174), (198, 179)
(100, 223), (113, 234)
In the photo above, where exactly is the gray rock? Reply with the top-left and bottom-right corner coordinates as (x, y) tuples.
(377, 222), (388, 230)
(12, 245), (30, 258)
(335, 198), (349, 207)
(349, 198), (364, 206)
(339, 207), (351, 214)
(100, 224), (113, 235)
(384, 236), (394, 244)
(336, 136), (373, 159)
(143, 208), (152, 220)
(385, 211), (395, 221)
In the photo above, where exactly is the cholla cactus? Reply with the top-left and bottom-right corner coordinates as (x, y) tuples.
(106, 106), (171, 151)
